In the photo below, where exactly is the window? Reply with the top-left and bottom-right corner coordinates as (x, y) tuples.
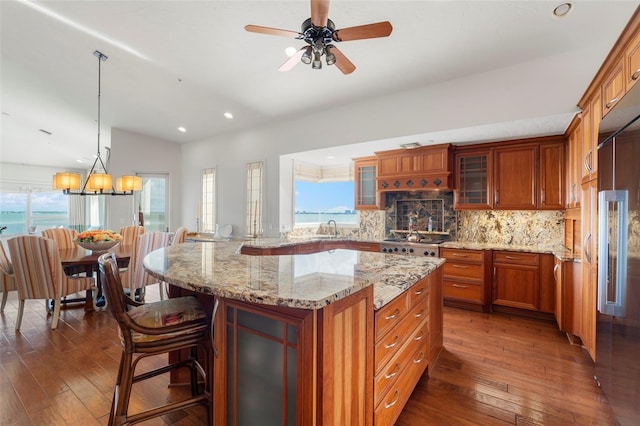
(201, 168), (216, 233)
(246, 161), (264, 237)
(135, 174), (169, 232)
(294, 161), (356, 226)
(0, 190), (71, 234)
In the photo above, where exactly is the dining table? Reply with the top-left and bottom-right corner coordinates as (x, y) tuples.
(59, 243), (133, 311)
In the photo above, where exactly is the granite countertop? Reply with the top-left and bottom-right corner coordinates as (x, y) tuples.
(144, 241), (444, 311)
(439, 241), (577, 261)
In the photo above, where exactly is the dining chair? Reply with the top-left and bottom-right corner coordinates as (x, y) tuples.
(0, 244), (17, 312)
(172, 227), (188, 245)
(120, 232), (172, 302)
(118, 225), (145, 247)
(8, 235), (95, 330)
(41, 227), (78, 248)
(98, 252), (212, 425)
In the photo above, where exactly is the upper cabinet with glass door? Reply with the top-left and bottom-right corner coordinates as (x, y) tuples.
(454, 148), (493, 210)
(353, 156), (379, 210)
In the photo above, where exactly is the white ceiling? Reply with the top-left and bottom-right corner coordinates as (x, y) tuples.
(1, 0), (638, 170)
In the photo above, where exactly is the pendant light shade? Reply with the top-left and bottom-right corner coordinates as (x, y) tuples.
(53, 172), (81, 191)
(116, 176), (142, 192)
(53, 50), (140, 196)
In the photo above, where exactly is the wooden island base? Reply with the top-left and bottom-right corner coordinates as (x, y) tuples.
(169, 265), (442, 426)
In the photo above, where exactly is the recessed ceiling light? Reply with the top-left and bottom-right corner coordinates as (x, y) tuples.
(224, 112), (233, 119)
(553, 2), (572, 17)
(76, 159), (83, 163)
(178, 126), (186, 133)
(327, 155), (335, 159)
(400, 142), (421, 149)
(285, 46), (298, 57)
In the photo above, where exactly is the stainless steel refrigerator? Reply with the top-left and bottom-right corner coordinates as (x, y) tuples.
(596, 82), (640, 425)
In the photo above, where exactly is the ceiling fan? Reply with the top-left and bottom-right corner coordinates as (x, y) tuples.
(245, 0), (392, 74)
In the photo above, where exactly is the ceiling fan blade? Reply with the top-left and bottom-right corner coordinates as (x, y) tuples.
(278, 48), (306, 72)
(333, 21), (393, 42)
(311, 0), (330, 27)
(245, 25), (301, 39)
(326, 45), (355, 75)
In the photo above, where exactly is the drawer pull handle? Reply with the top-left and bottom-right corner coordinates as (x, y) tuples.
(452, 284), (469, 289)
(384, 390), (400, 409)
(633, 69), (640, 80)
(384, 335), (400, 349)
(414, 309), (425, 319)
(452, 253), (468, 258)
(384, 363), (400, 379)
(504, 255), (520, 260)
(414, 287), (425, 295)
(605, 97), (619, 109)
(385, 308), (401, 320)
(413, 351), (426, 364)
(414, 330), (425, 341)
(453, 264), (469, 269)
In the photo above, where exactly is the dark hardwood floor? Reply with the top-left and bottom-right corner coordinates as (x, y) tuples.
(1, 289), (617, 425)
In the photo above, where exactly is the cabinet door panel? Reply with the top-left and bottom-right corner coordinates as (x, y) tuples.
(540, 142), (565, 209)
(494, 146), (537, 209)
(492, 264), (540, 311)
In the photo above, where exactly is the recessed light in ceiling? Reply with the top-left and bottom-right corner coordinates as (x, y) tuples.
(224, 112), (233, 119)
(285, 46), (298, 57)
(400, 142), (421, 149)
(327, 155), (335, 159)
(178, 126), (186, 133)
(553, 2), (572, 18)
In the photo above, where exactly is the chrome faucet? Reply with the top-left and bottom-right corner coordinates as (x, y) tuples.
(327, 220), (338, 237)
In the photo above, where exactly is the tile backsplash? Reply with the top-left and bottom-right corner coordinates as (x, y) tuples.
(457, 210), (564, 246)
(383, 191), (457, 240)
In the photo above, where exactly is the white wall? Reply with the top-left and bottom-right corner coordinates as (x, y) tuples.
(109, 128), (182, 231)
(180, 49), (585, 237)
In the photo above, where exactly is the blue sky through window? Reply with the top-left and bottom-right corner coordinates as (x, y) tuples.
(295, 181), (354, 213)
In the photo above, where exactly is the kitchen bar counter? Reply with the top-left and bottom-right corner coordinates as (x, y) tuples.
(144, 239), (444, 426)
(144, 240), (444, 310)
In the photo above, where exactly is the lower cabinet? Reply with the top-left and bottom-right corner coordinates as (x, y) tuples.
(373, 268), (443, 426)
(492, 251), (555, 316)
(441, 248), (491, 311)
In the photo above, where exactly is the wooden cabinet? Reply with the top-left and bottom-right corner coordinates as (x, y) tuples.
(539, 141), (565, 209)
(602, 59), (625, 117)
(454, 149), (493, 209)
(581, 94), (602, 182)
(554, 257), (581, 334)
(373, 269), (442, 426)
(492, 251), (541, 311)
(441, 248), (491, 311)
(214, 287), (375, 426)
(376, 143), (453, 192)
(580, 179), (598, 361)
(625, 30), (640, 91)
(493, 144), (538, 210)
(354, 156), (379, 210)
(565, 115), (582, 208)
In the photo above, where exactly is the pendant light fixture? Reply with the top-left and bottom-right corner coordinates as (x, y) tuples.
(53, 50), (141, 196)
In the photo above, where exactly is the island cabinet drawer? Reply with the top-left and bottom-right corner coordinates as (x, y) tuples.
(493, 251), (539, 265)
(408, 279), (429, 309)
(375, 299), (428, 373)
(440, 248), (484, 263)
(375, 292), (409, 341)
(443, 279), (483, 302)
(374, 342), (429, 426)
(374, 317), (428, 407)
(443, 262), (484, 281)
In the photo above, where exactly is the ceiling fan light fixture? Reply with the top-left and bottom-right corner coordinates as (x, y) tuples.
(312, 52), (322, 69)
(301, 46), (312, 64)
(325, 47), (336, 65)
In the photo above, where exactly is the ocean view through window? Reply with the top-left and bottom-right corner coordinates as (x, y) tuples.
(295, 180), (357, 225)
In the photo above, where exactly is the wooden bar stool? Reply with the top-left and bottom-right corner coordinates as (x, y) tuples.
(98, 253), (213, 425)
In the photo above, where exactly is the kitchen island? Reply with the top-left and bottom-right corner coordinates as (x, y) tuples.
(144, 240), (444, 426)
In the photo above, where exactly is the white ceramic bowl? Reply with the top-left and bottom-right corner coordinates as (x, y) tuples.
(76, 240), (120, 253)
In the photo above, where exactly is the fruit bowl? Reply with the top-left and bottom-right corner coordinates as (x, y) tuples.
(76, 240), (120, 253)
